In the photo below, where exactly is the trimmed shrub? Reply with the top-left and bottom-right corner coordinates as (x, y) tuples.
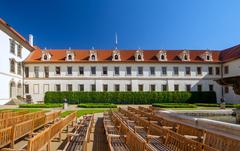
(195, 103), (236, 108)
(152, 103), (197, 108)
(235, 104), (240, 109)
(19, 103), (63, 108)
(78, 103), (117, 108)
(44, 91), (216, 104)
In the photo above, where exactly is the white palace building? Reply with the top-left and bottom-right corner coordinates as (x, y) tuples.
(1, 18), (240, 104)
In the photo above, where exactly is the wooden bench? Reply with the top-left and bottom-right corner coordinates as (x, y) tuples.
(63, 115), (93, 151)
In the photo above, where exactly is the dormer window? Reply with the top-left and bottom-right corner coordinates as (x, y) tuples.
(135, 50), (144, 61)
(89, 50), (97, 61)
(180, 50), (190, 61)
(201, 51), (213, 61)
(43, 55), (48, 60)
(68, 55), (72, 60)
(41, 52), (51, 61)
(91, 55), (96, 61)
(66, 51), (75, 61)
(112, 50), (121, 61)
(157, 50), (167, 61)
(161, 55), (165, 60)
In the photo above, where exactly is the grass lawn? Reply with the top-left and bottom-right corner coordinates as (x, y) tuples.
(0, 108), (42, 112)
(61, 109), (110, 118)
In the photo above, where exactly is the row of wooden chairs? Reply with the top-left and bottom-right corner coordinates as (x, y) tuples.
(116, 107), (218, 151)
(103, 112), (130, 151)
(1, 111), (77, 151)
(0, 110), (29, 119)
(0, 111), (45, 129)
(63, 115), (93, 151)
(135, 106), (240, 151)
(0, 111), (61, 149)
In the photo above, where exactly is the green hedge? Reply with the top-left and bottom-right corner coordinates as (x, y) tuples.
(44, 91), (216, 104)
(152, 103), (197, 108)
(195, 103), (237, 108)
(19, 103), (63, 108)
(78, 103), (117, 108)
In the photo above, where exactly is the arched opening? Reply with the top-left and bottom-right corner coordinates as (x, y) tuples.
(138, 54), (142, 60)
(114, 54), (119, 60)
(43, 55), (48, 60)
(10, 81), (16, 98)
(206, 55), (210, 60)
(91, 55), (96, 61)
(161, 54), (165, 60)
(17, 83), (22, 96)
(184, 54), (188, 60)
(68, 55), (72, 60)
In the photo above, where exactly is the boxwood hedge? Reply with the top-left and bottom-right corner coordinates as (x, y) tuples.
(44, 91), (216, 104)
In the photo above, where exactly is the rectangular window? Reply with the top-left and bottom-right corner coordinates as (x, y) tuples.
(79, 67), (84, 75)
(186, 84), (191, 91)
(17, 45), (22, 58)
(25, 84), (29, 94)
(224, 66), (229, 74)
(103, 84), (108, 91)
(67, 84), (72, 91)
(126, 67), (131, 75)
(91, 67), (96, 75)
(185, 67), (191, 75)
(67, 66), (72, 75)
(25, 67), (29, 78)
(126, 84), (132, 91)
(17, 62), (21, 75)
(224, 86), (229, 94)
(138, 67), (143, 75)
(150, 67), (155, 75)
(173, 67), (179, 75)
(33, 84), (39, 94)
(56, 66), (61, 75)
(216, 67), (220, 75)
(208, 67), (213, 75)
(197, 85), (202, 92)
(174, 84), (179, 91)
(162, 84), (168, 91)
(150, 84), (156, 91)
(34, 66), (39, 78)
(114, 84), (120, 92)
(44, 66), (49, 78)
(138, 84), (143, 91)
(162, 67), (167, 75)
(79, 84), (84, 91)
(197, 67), (202, 75)
(209, 84), (214, 91)
(114, 67), (120, 75)
(91, 84), (96, 91)
(43, 84), (49, 92)
(102, 66), (108, 75)
(55, 84), (61, 92)
(10, 39), (15, 54)
(10, 60), (15, 73)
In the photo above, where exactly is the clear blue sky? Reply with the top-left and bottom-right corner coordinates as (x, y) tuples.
(1, 0), (240, 50)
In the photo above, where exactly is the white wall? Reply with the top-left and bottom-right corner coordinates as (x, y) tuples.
(0, 29), (31, 105)
(24, 62), (226, 103)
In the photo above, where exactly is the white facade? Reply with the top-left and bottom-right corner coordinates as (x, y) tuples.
(0, 20), (32, 105)
(24, 62), (227, 103)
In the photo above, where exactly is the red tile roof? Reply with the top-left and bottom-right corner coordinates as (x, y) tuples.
(24, 49), (222, 63)
(0, 18), (34, 51)
(220, 44), (240, 62)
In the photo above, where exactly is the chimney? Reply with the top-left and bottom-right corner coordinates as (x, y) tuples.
(29, 34), (33, 46)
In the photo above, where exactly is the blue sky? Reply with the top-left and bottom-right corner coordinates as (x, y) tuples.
(1, 0), (240, 50)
